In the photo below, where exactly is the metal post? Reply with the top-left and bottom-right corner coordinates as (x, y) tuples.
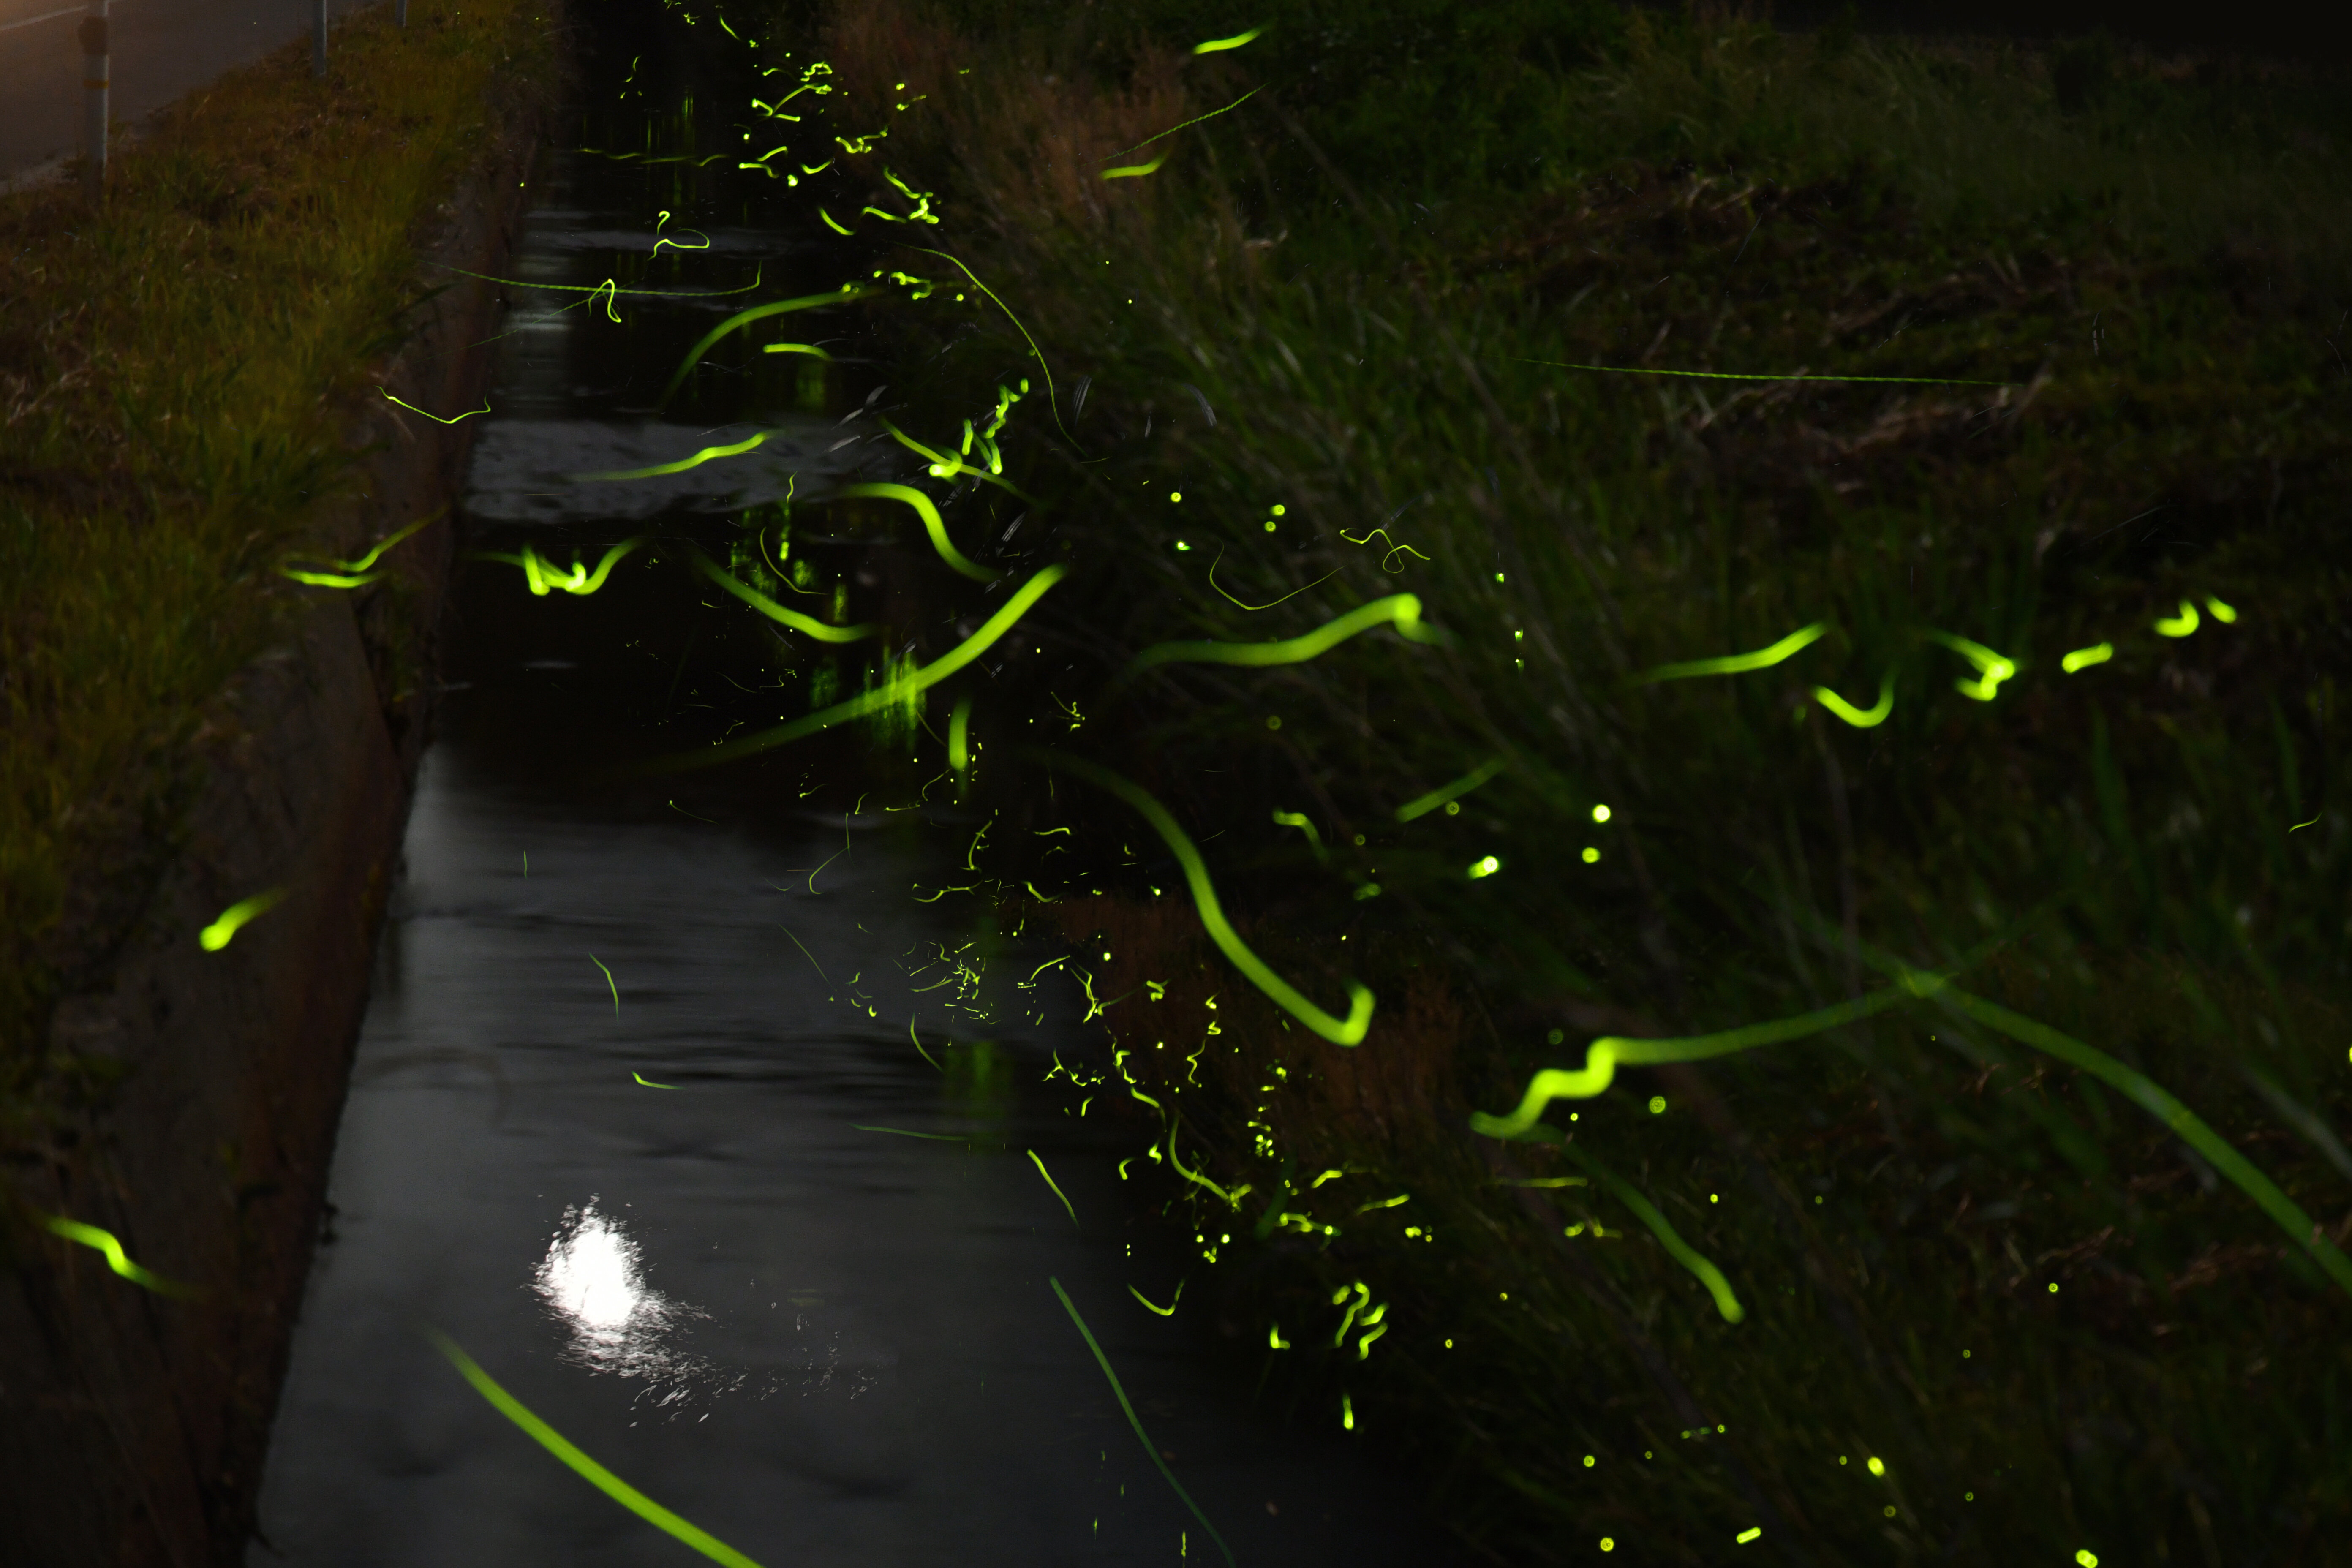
(312, 0), (327, 77)
(77, 1), (108, 203)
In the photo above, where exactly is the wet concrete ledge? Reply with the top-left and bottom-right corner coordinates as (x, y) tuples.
(0, 40), (567, 1568)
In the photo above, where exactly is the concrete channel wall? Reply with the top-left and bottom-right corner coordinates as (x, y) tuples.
(0, 34), (564, 1568)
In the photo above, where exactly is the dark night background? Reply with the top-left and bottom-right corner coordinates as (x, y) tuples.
(1679, 0), (2349, 63)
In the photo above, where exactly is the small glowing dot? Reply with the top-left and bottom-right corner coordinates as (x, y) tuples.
(1546, 1028), (1564, 1045)
(1648, 1096), (1666, 1114)
(1884, 1506), (1897, 1519)
(1353, 834), (1366, 846)
(1599, 1540), (1614, 1553)
(1710, 1193), (1719, 1203)
(1581, 846), (1600, 863)
(1494, 572), (1505, 583)
(1583, 1454), (1595, 1467)
(1175, 540), (1190, 551)
(1815, 1195), (1824, 1204)
(1443, 800), (1461, 816)
(2077, 1553), (2099, 1568)
(1170, 491), (1181, 503)
(1102, 952), (1112, 961)
(1962, 1349), (1971, 1358)
(1271, 504), (1286, 515)
(2049, 1282), (2061, 1294)
(1444, 1339), (1453, 1348)
(1867, 1457), (1885, 1477)
(1839, 1456), (1848, 1466)
(1499, 1292), (1507, 1301)
(1965, 1492), (1974, 1501)
(1263, 520), (1277, 532)
(1591, 803), (1611, 822)
(1266, 715), (1282, 730)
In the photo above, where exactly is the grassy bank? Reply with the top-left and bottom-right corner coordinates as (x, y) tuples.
(788, 0), (2352, 1560)
(0, 0), (564, 1140)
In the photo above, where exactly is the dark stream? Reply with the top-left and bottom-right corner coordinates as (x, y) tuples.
(248, 6), (1447, 1563)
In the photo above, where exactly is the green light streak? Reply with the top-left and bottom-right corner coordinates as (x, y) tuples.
(875, 417), (1036, 503)
(1192, 26), (1265, 53)
(1924, 630), (2017, 700)
(948, 696), (973, 773)
(1029, 1149), (1080, 1231)
(1396, 757), (1507, 821)
(1813, 671), (1894, 728)
(1271, 808), (1327, 862)
(2061, 642), (2114, 674)
(904, 248), (1080, 449)
(573, 432), (765, 482)
(279, 512), (441, 588)
(1922, 979), (2352, 1301)
(42, 1215), (196, 1296)
(1471, 981), (1941, 1135)
(199, 887), (287, 951)
(854, 1125), (980, 1141)
(2154, 599), (2200, 637)
(833, 482), (995, 581)
(1207, 544), (1337, 610)
(473, 540), (647, 597)
(633, 1072), (678, 1089)
(1026, 751), (1374, 1045)
(1124, 593), (1447, 681)
(1049, 1278), (1237, 1568)
(1478, 937), (2352, 1302)
(590, 955), (619, 1017)
(427, 1330), (768, 1568)
(1635, 622), (1827, 684)
(1516, 1124), (1745, 1323)
(652, 564), (1067, 770)
(1102, 151), (1171, 180)
(1517, 357), (2018, 387)
(690, 549), (881, 642)
(2205, 595), (2238, 623)
(1130, 1280), (1183, 1316)
(380, 388), (490, 424)
(1101, 85), (1266, 163)
(444, 263), (765, 298)
(655, 287), (873, 410)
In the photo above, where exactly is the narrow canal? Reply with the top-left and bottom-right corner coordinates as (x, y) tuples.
(248, 3), (1449, 1563)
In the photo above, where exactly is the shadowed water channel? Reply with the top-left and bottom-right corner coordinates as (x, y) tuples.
(248, 6), (1447, 1564)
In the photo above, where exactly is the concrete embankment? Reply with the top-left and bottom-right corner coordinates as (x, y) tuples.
(0, 27), (564, 1566)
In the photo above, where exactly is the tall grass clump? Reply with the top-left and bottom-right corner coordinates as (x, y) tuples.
(0, 0), (565, 1140)
(792, 0), (2352, 1558)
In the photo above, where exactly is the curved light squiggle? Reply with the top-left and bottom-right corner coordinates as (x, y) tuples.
(1123, 593), (1448, 682)
(1636, 622), (1827, 684)
(690, 549), (881, 642)
(43, 1215), (196, 1297)
(655, 287), (871, 409)
(1813, 671), (1894, 728)
(651, 564), (1067, 771)
(1396, 757), (1507, 821)
(1026, 750), (1374, 1045)
(833, 482), (995, 581)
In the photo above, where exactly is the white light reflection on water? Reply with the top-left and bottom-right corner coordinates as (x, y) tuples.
(533, 1196), (779, 1421)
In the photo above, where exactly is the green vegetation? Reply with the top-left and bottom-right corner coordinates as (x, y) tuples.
(0, 0), (563, 1141)
(803, 0), (2352, 1558)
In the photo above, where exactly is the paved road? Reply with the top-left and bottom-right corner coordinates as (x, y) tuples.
(0, 0), (368, 187)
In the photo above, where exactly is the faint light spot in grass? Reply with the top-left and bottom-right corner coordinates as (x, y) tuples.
(1582, 847), (1601, 863)
(1546, 1028), (1565, 1045)
(2049, 1282), (2061, 1293)
(1649, 1096), (1666, 1114)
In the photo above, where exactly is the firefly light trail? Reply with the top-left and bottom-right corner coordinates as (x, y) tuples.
(1050, 1277), (1236, 1568)
(199, 887), (287, 951)
(1027, 750), (1374, 1045)
(428, 1331), (768, 1568)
